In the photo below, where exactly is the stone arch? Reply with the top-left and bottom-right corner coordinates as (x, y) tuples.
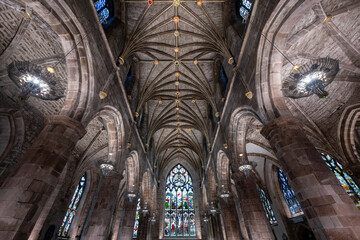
(228, 107), (263, 165)
(216, 150), (230, 191)
(94, 106), (125, 166)
(5, 0), (95, 120)
(126, 151), (139, 193)
(0, 108), (24, 163)
(207, 168), (217, 202)
(140, 169), (151, 207)
(338, 103), (360, 164)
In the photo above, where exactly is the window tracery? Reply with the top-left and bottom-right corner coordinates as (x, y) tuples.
(239, 0), (253, 22)
(58, 174), (86, 237)
(278, 168), (303, 215)
(320, 153), (360, 209)
(258, 185), (277, 225)
(94, 0), (113, 25)
(164, 164), (196, 237)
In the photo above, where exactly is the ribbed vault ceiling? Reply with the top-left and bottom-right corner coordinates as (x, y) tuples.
(121, 0), (230, 172)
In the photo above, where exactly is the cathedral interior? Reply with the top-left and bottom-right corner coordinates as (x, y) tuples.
(0, 0), (360, 239)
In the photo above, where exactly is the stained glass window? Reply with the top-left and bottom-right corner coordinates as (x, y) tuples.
(58, 174), (86, 237)
(320, 153), (360, 209)
(239, 0), (253, 21)
(93, 0), (113, 25)
(278, 168), (303, 215)
(133, 198), (141, 239)
(164, 164), (196, 237)
(258, 186), (277, 225)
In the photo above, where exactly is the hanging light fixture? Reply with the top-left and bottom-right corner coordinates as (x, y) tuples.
(7, 61), (64, 100)
(238, 164), (252, 178)
(282, 58), (339, 98)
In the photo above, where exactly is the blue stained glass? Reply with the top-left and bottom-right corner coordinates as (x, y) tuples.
(320, 153), (360, 209)
(242, 0), (252, 9)
(94, 0), (106, 11)
(258, 186), (277, 225)
(58, 174), (86, 237)
(98, 8), (109, 24)
(239, 6), (249, 20)
(164, 164), (196, 237)
(278, 169), (303, 215)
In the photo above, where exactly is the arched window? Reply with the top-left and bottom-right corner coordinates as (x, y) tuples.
(237, 0), (253, 23)
(133, 198), (141, 239)
(257, 185), (277, 225)
(320, 153), (360, 209)
(93, 0), (114, 25)
(278, 168), (303, 215)
(58, 174), (86, 237)
(164, 164), (196, 237)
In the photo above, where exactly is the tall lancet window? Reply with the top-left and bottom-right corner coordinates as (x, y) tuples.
(164, 164), (196, 237)
(257, 185), (277, 225)
(133, 198), (141, 238)
(320, 153), (360, 209)
(58, 174), (86, 237)
(278, 168), (303, 215)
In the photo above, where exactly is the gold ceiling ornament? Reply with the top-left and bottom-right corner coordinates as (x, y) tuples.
(323, 15), (332, 24)
(177, 121), (180, 125)
(22, 9), (31, 18)
(176, 114), (180, 118)
(145, 143), (149, 147)
(292, 64), (300, 71)
(175, 80), (179, 86)
(175, 99), (181, 103)
(191, 99), (196, 103)
(223, 143), (228, 149)
(215, 112), (219, 117)
(174, 47), (180, 53)
(173, 0), (180, 6)
(118, 57), (125, 65)
(47, 67), (55, 74)
(99, 91), (107, 99)
(175, 90), (180, 96)
(174, 60), (180, 65)
(135, 112), (139, 118)
(197, 0), (202, 6)
(158, 99), (163, 104)
(174, 30), (180, 37)
(174, 72), (180, 77)
(188, 128), (192, 131)
(245, 91), (253, 99)
(173, 16), (180, 23)
(176, 107), (180, 111)
(127, 142), (132, 148)
(154, 59), (159, 65)
(193, 59), (198, 65)
(228, 57), (234, 65)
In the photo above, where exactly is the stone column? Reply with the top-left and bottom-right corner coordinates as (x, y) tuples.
(209, 208), (224, 240)
(233, 171), (273, 240)
(218, 197), (242, 240)
(0, 115), (85, 240)
(262, 117), (360, 240)
(137, 209), (150, 240)
(118, 196), (138, 240)
(83, 174), (121, 239)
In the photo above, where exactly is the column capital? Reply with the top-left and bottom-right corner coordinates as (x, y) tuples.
(45, 115), (86, 138)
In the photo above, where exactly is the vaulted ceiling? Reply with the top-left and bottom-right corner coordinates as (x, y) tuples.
(121, 0), (232, 172)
